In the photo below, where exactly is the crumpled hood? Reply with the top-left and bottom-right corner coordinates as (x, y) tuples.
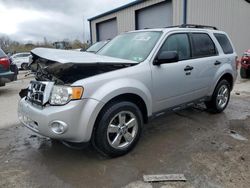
(29, 48), (138, 84)
(31, 48), (138, 65)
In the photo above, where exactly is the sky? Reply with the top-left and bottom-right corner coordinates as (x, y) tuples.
(0, 0), (134, 43)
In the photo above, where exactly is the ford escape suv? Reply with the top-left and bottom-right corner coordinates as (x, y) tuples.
(18, 25), (237, 157)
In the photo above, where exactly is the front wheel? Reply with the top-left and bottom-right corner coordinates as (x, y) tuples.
(92, 101), (143, 158)
(205, 80), (231, 113)
(21, 63), (28, 70)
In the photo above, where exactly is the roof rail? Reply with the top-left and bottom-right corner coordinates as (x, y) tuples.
(180, 24), (218, 30)
(165, 24), (218, 30)
(164, 25), (182, 29)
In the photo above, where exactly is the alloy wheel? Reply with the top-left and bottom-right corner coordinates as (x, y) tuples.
(216, 85), (229, 109)
(107, 111), (138, 149)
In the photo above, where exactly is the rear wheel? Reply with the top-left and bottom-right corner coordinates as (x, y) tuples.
(93, 101), (143, 157)
(205, 80), (231, 113)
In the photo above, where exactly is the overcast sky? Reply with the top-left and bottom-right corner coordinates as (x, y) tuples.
(0, 0), (134, 43)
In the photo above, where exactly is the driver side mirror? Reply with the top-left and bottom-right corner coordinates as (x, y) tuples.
(153, 51), (179, 65)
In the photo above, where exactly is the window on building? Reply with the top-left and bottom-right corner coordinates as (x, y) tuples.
(191, 33), (217, 58)
(159, 33), (191, 61)
(214, 33), (234, 54)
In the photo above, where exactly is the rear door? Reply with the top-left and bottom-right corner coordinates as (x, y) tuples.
(188, 32), (219, 93)
(213, 33), (237, 73)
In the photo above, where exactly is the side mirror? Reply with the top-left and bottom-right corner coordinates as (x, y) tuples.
(153, 51), (179, 65)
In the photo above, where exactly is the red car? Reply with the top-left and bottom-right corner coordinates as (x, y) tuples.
(0, 48), (18, 87)
(240, 49), (250, 78)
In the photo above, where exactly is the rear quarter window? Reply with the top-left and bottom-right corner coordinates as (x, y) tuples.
(214, 33), (234, 54)
(191, 33), (217, 58)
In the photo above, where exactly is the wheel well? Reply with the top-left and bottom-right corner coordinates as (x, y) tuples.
(97, 94), (148, 124)
(218, 73), (233, 90)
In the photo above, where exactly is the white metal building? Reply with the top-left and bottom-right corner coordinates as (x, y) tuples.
(88, 0), (250, 54)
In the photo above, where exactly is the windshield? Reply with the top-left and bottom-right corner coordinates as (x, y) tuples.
(98, 31), (162, 62)
(87, 41), (108, 53)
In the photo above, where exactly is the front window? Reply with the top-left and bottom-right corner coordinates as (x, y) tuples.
(98, 31), (162, 62)
(159, 33), (191, 61)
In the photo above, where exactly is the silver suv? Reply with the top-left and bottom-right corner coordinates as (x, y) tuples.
(18, 25), (237, 157)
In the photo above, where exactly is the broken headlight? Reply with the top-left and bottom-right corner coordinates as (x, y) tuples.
(50, 86), (83, 105)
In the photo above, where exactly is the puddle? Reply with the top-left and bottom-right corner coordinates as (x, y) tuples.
(230, 130), (248, 141)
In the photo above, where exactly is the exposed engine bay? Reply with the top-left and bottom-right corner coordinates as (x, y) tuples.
(30, 57), (132, 85)
(29, 48), (138, 85)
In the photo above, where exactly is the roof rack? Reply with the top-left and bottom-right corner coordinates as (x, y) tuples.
(181, 24), (218, 30)
(165, 24), (218, 30)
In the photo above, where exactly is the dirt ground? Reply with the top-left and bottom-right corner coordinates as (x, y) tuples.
(0, 71), (249, 188)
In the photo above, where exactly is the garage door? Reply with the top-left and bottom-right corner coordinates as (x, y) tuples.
(97, 18), (118, 41)
(136, 1), (173, 30)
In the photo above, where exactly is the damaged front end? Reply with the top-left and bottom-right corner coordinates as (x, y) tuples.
(19, 48), (138, 99)
(29, 48), (138, 85)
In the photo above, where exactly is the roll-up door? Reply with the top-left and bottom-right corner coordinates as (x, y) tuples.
(136, 1), (173, 30)
(96, 18), (118, 41)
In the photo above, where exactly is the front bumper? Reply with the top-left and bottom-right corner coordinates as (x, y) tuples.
(18, 97), (104, 142)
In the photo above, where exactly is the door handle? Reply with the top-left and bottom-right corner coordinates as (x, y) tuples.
(184, 65), (194, 71)
(214, 61), (222, 66)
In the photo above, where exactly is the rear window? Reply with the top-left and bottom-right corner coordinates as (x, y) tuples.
(0, 49), (6, 58)
(191, 33), (217, 58)
(214, 33), (234, 54)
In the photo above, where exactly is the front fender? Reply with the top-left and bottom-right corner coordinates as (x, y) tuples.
(86, 78), (153, 117)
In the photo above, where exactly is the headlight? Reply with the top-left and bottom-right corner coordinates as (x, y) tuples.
(50, 86), (84, 105)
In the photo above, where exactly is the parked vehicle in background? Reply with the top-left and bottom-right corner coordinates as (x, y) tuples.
(11, 52), (31, 70)
(18, 25), (237, 157)
(9, 61), (19, 81)
(86, 40), (109, 53)
(0, 48), (18, 87)
(240, 49), (250, 78)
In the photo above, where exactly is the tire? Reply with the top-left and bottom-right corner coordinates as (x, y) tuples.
(240, 67), (248, 78)
(92, 101), (143, 158)
(205, 80), (231, 113)
(61, 141), (89, 150)
(21, 63), (28, 70)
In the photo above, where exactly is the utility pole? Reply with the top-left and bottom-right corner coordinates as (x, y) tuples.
(183, 0), (187, 24)
(83, 16), (85, 44)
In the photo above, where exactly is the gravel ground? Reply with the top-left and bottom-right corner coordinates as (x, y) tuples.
(0, 71), (249, 188)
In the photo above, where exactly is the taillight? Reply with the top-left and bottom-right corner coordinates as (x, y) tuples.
(0, 57), (10, 70)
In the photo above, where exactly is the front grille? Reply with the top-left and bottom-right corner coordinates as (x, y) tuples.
(27, 81), (46, 105)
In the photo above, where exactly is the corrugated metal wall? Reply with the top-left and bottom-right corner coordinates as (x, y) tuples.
(90, 0), (250, 54)
(187, 0), (250, 54)
(90, 0), (183, 43)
